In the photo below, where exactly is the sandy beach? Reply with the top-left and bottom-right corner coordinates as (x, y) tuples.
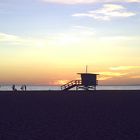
(0, 90), (140, 140)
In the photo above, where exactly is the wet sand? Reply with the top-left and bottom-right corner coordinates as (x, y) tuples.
(0, 90), (140, 140)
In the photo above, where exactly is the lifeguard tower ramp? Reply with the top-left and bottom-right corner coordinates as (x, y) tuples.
(61, 80), (82, 91)
(61, 73), (99, 91)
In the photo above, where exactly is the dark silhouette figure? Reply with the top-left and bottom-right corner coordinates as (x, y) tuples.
(21, 85), (27, 91)
(12, 85), (17, 91)
(24, 85), (26, 91)
(21, 85), (24, 91)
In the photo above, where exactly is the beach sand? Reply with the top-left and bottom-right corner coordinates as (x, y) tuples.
(0, 90), (140, 140)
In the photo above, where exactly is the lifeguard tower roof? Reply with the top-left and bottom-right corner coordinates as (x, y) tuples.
(77, 73), (99, 75)
(78, 73), (99, 87)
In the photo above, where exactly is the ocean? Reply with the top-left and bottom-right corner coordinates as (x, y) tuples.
(0, 85), (140, 91)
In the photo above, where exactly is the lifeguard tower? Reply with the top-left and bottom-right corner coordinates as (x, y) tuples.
(61, 69), (99, 91)
(77, 73), (99, 90)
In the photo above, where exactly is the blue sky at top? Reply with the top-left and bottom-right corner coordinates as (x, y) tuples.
(0, 0), (140, 37)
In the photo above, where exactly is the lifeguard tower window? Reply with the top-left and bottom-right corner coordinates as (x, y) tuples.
(79, 73), (98, 87)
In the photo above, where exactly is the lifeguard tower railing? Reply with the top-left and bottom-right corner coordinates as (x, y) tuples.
(61, 79), (98, 91)
(61, 80), (82, 91)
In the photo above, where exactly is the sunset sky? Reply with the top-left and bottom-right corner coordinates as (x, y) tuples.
(0, 0), (140, 85)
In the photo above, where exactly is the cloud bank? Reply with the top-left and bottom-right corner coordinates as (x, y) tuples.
(110, 66), (140, 70)
(42, 0), (140, 4)
(0, 32), (48, 48)
(0, 33), (21, 43)
(72, 4), (136, 20)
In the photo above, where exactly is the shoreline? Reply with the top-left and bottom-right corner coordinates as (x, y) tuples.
(0, 90), (140, 94)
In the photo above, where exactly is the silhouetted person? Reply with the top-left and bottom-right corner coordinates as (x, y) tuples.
(21, 85), (24, 91)
(24, 85), (26, 91)
(12, 84), (17, 92)
(12, 85), (15, 91)
(21, 85), (27, 92)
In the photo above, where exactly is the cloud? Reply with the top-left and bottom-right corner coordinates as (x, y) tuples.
(0, 32), (34, 46)
(72, 26), (95, 36)
(98, 76), (112, 81)
(99, 36), (140, 41)
(130, 75), (140, 79)
(47, 26), (95, 46)
(123, 0), (140, 2)
(0, 33), (21, 43)
(110, 66), (140, 70)
(72, 4), (136, 20)
(42, 0), (140, 4)
(53, 79), (69, 85)
(0, 32), (49, 48)
(42, 0), (99, 4)
(97, 71), (128, 82)
(0, 27), (95, 48)
(99, 71), (128, 76)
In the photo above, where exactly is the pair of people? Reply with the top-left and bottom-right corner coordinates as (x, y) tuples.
(21, 85), (26, 91)
(12, 85), (27, 91)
